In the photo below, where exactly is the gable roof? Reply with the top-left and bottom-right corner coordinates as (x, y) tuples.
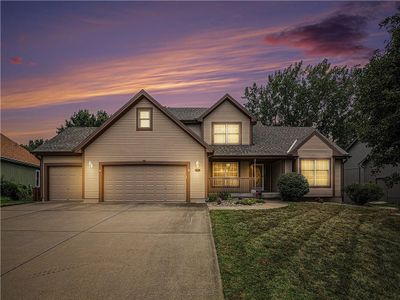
(33, 127), (97, 154)
(1, 133), (40, 167)
(288, 130), (348, 157)
(197, 94), (257, 123)
(167, 107), (207, 121)
(74, 90), (213, 152)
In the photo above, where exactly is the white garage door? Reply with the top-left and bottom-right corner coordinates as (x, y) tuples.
(49, 166), (82, 201)
(103, 165), (187, 202)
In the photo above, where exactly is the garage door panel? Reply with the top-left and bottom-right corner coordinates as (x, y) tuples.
(49, 167), (82, 201)
(103, 165), (187, 202)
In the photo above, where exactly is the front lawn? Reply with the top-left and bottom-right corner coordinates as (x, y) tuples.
(0, 196), (33, 207)
(210, 203), (400, 299)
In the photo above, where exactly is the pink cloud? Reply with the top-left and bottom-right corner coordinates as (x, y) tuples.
(9, 56), (23, 65)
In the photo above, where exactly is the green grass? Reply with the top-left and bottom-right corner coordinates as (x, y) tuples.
(210, 203), (400, 300)
(0, 196), (33, 207)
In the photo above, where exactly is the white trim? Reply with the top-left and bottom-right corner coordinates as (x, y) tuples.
(287, 139), (297, 153)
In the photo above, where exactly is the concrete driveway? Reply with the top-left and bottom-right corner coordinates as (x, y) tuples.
(1, 202), (224, 300)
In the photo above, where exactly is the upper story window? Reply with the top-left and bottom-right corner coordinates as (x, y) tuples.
(212, 123), (241, 144)
(300, 159), (330, 187)
(137, 108), (153, 130)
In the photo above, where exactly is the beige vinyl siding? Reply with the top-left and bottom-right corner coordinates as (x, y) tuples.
(334, 159), (342, 197)
(84, 98), (206, 201)
(284, 160), (293, 173)
(203, 100), (251, 145)
(186, 124), (201, 137)
(43, 156), (82, 164)
(296, 135), (334, 197)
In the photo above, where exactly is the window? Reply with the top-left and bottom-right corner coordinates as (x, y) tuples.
(212, 123), (241, 144)
(137, 108), (152, 130)
(301, 159), (330, 187)
(35, 170), (40, 187)
(212, 162), (239, 187)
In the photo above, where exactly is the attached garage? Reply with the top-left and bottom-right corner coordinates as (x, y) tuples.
(47, 165), (82, 201)
(101, 163), (189, 202)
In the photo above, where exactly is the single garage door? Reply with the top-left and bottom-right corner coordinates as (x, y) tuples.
(48, 166), (82, 201)
(103, 165), (187, 202)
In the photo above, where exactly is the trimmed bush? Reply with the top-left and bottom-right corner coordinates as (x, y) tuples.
(0, 177), (32, 201)
(207, 193), (218, 202)
(345, 183), (384, 205)
(235, 198), (257, 205)
(277, 172), (309, 201)
(218, 191), (231, 200)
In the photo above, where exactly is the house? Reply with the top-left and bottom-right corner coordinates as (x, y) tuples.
(344, 140), (400, 204)
(33, 90), (348, 202)
(1, 133), (40, 187)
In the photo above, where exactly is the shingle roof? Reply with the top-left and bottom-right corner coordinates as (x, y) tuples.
(212, 123), (315, 156)
(33, 127), (97, 153)
(1, 133), (40, 167)
(166, 107), (207, 121)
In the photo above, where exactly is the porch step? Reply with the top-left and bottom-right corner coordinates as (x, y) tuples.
(262, 192), (280, 199)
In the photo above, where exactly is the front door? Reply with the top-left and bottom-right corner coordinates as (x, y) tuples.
(255, 164), (264, 190)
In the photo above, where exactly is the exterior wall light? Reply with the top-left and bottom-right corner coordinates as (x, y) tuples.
(88, 161), (93, 169)
(195, 160), (201, 172)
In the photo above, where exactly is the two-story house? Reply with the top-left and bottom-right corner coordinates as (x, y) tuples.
(34, 90), (348, 202)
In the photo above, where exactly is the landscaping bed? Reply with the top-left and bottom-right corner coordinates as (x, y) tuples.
(210, 203), (400, 299)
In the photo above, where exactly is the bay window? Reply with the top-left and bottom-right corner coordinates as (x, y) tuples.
(212, 162), (239, 187)
(300, 159), (330, 187)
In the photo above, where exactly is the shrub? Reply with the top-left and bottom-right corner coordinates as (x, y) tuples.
(0, 177), (32, 201)
(218, 191), (231, 200)
(277, 172), (309, 201)
(207, 193), (218, 202)
(235, 198), (257, 205)
(345, 183), (384, 205)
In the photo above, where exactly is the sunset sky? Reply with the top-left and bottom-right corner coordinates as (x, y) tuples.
(1, 1), (398, 143)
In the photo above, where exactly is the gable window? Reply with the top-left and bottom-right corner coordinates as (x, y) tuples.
(212, 123), (241, 144)
(137, 108), (152, 130)
(300, 159), (330, 187)
(212, 162), (239, 187)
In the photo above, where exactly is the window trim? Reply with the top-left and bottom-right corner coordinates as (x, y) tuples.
(136, 107), (153, 131)
(299, 158), (331, 188)
(211, 122), (242, 145)
(211, 161), (240, 188)
(35, 169), (40, 188)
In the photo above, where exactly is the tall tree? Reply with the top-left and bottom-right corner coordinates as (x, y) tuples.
(244, 59), (358, 148)
(57, 109), (110, 133)
(354, 12), (400, 185)
(21, 139), (46, 152)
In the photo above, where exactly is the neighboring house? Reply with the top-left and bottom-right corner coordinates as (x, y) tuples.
(344, 140), (400, 204)
(33, 90), (348, 202)
(1, 133), (40, 187)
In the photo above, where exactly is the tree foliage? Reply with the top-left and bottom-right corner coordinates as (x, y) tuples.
(57, 110), (110, 133)
(354, 12), (400, 185)
(21, 139), (46, 152)
(244, 59), (358, 148)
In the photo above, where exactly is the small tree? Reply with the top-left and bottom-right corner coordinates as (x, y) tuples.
(57, 109), (110, 133)
(277, 173), (309, 201)
(345, 183), (384, 205)
(21, 139), (46, 152)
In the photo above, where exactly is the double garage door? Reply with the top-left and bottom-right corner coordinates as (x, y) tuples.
(103, 165), (187, 202)
(48, 165), (187, 202)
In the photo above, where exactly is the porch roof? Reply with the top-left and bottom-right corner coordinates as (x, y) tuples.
(211, 123), (315, 157)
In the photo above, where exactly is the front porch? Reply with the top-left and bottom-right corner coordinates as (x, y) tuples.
(208, 158), (293, 198)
